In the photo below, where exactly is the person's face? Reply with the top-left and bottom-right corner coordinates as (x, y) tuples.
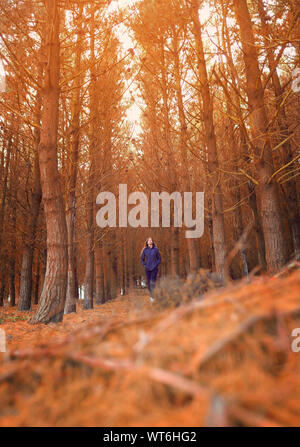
(147, 238), (153, 247)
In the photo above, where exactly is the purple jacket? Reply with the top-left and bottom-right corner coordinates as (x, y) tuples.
(141, 244), (161, 271)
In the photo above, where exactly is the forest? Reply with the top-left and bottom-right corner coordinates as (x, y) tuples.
(0, 0), (300, 429)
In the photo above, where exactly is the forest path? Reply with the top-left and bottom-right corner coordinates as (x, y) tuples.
(1, 270), (300, 426)
(0, 289), (153, 352)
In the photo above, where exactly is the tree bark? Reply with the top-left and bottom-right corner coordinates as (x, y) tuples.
(220, 11), (267, 271)
(83, 7), (96, 310)
(257, 0), (300, 260)
(64, 7), (83, 314)
(83, 183), (94, 309)
(173, 30), (198, 273)
(30, 0), (68, 324)
(18, 89), (42, 310)
(95, 241), (105, 304)
(34, 252), (40, 305)
(0, 132), (12, 305)
(233, 0), (288, 273)
(190, 0), (226, 277)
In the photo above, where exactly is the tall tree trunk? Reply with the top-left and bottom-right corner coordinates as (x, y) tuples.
(160, 39), (180, 276)
(171, 226), (180, 277)
(124, 231), (131, 293)
(233, 0), (288, 273)
(112, 245), (119, 298)
(9, 128), (19, 307)
(190, 0), (226, 277)
(83, 7), (96, 310)
(30, 0), (68, 324)
(9, 206), (16, 307)
(83, 180), (94, 309)
(18, 154), (42, 310)
(102, 241), (110, 301)
(34, 252), (40, 305)
(225, 101), (249, 277)
(173, 31), (198, 273)
(220, 11), (267, 271)
(18, 76), (42, 310)
(64, 8), (82, 314)
(257, 0), (300, 259)
(95, 241), (105, 304)
(0, 132), (12, 306)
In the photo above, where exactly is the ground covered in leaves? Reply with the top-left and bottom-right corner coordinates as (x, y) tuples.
(0, 267), (300, 427)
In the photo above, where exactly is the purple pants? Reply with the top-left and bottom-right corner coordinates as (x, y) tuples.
(145, 267), (158, 295)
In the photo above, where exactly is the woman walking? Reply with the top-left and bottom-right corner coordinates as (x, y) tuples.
(140, 237), (161, 302)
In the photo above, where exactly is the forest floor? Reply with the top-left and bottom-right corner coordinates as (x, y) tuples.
(0, 265), (300, 427)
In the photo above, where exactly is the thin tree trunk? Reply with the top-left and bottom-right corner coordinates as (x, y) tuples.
(102, 241), (110, 301)
(34, 252), (40, 305)
(225, 100), (249, 277)
(171, 226), (180, 277)
(83, 7), (96, 310)
(9, 130), (19, 307)
(190, 0), (226, 277)
(95, 241), (104, 304)
(18, 37), (43, 311)
(173, 31), (198, 273)
(18, 127), (42, 310)
(9, 206), (17, 307)
(0, 133), (12, 306)
(64, 6), (83, 314)
(83, 183), (94, 309)
(160, 39), (179, 277)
